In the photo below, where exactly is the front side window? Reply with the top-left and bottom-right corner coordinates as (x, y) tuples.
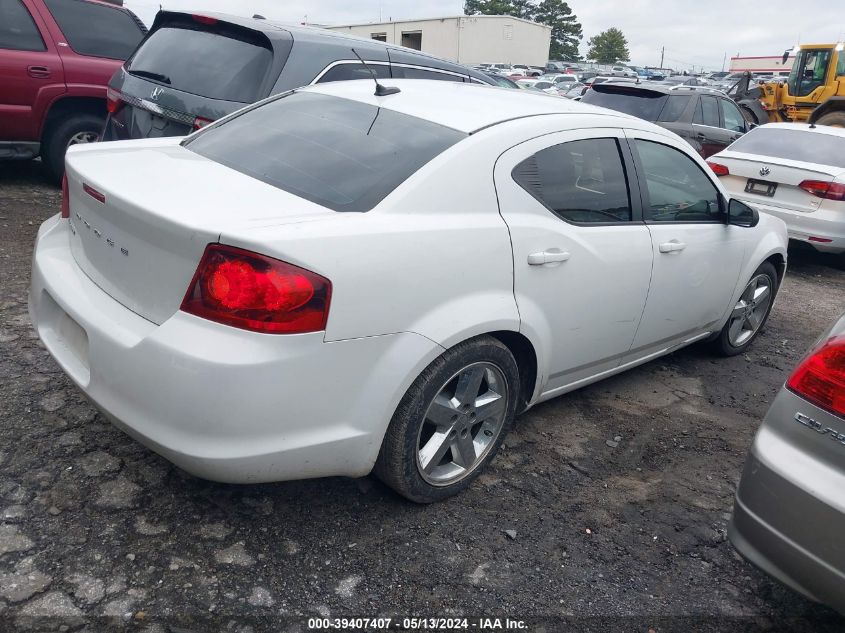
(44, 0), (143, 59)
(634, 140), (722, 223)
(185, 92), (466, 213)
(788, 49), (832, 97)
(693, 96), (720, 127)
(0, 0), (45, 51)
(720, 98), (746, 132)
(512, 138), (632, 224)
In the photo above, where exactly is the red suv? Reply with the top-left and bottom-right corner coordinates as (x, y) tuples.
(0, 0), (145, 181)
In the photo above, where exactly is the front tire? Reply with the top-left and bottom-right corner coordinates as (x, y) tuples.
(713, 261), (778, 356)
(374, 336), (519, 503)
(42, 113), (104, 183)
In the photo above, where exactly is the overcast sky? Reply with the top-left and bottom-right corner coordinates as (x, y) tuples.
(123, 0), (845, 71)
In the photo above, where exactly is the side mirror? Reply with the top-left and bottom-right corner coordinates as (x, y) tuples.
(728, 199), (759, 227)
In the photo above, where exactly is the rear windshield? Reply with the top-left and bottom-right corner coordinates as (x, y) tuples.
(581, 87), (667, 121)
(729, 127), (845, 168)
(185, 92), (467, 212)
(127, 25), (272, 103)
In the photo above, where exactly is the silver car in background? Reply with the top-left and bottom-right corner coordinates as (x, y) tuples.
(730, 311), (845, 614)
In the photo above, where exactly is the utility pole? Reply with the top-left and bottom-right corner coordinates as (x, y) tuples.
(721, 52), (726, 72)
(659, 46), (664, 69)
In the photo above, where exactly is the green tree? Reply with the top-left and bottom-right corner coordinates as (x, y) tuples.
(586, 27), (630, 63)
(534, 0), (582, 60)
(464, 0), (582, 60)
(464, 0), (532, 19)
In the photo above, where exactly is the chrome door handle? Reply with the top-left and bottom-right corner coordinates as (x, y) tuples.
(658, 240), (687, 253)
(528, 250), (571, 265)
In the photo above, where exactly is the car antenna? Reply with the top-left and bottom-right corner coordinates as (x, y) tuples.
(351, 48), (400, 96)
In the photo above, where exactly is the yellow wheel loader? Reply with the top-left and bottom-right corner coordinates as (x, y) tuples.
(731, 43), (845, 127)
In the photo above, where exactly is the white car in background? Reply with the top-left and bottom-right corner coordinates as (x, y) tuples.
(709, 123), (845, 254)
(30, 79), (787, 503)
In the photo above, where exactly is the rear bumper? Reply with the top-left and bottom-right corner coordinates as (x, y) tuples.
(738, 197), (845, 253)
(29, 215), (442, 483)
(729, 400), (845, 614)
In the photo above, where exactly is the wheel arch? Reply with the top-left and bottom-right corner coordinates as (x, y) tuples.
(486, 330), (538, 414)
(809, 97), (845, 125)
(40, 96), (107, 142)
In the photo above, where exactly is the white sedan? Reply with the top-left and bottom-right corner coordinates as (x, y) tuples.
(708, 123), (845, 254)
(29, 79), (788, 502)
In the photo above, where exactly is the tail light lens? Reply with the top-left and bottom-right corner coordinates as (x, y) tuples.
(180, 244), (331, 334)
(799, 180), (845, 201)
(106, 87), (123, 115)
(786, 335), (845, 418)
(60, 173), (69, 219)
(707, 162), (730, 176)
(193, 116), (214, 130)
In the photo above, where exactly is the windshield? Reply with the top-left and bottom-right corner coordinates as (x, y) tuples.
(728, 127), (845, 168)
(581, 87), (668, 120)
(185, 92), (467, 212)
(787, 48), (832, 97)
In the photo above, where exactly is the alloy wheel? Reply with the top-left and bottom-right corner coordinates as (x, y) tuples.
(416, 362), (509, 486)
(727, 273), (773, 347)
(67, 131), (99, 148)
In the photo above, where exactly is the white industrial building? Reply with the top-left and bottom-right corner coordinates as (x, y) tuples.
(730, 55), (795, 74)
(328, 15), (551, 67)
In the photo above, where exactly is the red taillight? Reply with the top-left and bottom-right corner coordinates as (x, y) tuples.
(83, 183), (105, 204)
(106, 87), (122, 114)
(787, 335), (845, 418)
(192, 14), (217, 25)
(193, 116), (214, 130)
(60, 173), (69, 218)
(707, 162), (730, 177)
(180, 244), (331, 334)
(799, 180), (845, 201)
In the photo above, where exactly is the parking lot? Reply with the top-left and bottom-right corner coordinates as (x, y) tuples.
(0, 161), (843, 631)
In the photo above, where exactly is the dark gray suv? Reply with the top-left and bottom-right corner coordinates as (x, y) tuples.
(102, 11), (493, 141)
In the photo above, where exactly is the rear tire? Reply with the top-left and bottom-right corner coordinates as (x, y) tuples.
(713, 261), (778, 356)
(374, 336), (519, 503)
(815, 111), (845, 128)
(42, 113), (104, 184)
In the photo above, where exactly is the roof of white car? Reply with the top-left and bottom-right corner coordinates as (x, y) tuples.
(301, 79), (636, 134)
(756, 122), (845, 139)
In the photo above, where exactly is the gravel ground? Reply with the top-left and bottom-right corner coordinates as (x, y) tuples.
(1, 161), (845, 633)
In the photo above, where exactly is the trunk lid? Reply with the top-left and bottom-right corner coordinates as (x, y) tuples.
(64, 138), (336, 325)
(716, 150), (843, 213)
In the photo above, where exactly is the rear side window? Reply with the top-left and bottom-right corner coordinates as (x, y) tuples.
(693, 96), (720, 127)
(512, 138), (632, 223)
(728, 128), (845, 168)
(44, 0), (143, 59)
(316, 62), (389, 83)
(392, 66), (465, 82)
(0, 0), (45, 51)
(127, 25), (272, 102)
(185, 92), (466, 212)
(657, 95), (691, 122)
(581, 88), (667, 121)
